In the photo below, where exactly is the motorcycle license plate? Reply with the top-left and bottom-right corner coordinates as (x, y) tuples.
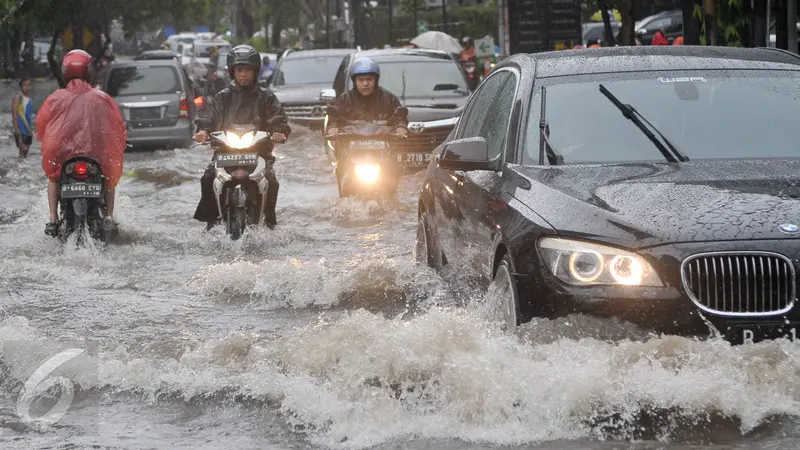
(397, 152), (432, 165)
(215, 152), (259, 168)
(61, 182), (102, 199)
(349, 140), (388, 150)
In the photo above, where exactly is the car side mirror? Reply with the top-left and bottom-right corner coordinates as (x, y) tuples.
(437, 137), (497, 171)
(320, 88), (336, 103)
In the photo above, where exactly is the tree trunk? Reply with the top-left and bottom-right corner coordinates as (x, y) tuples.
(618, 0), (635, 46)
(598, 0), (616, 46)
(752, 0), (768, 47)
(681, 0), (702, 45)
(705, 0), (717, 45)
(48, 31), (65, 88)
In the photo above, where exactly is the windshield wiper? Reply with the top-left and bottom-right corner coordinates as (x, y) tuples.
(539, 86), (564, 165)
(598, 84), (689, 163)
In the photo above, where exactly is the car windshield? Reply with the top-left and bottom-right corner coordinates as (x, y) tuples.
(347, 60), (469, 97)
(272, 56), (343, 85)
(105, 66), (180, 97)
(522, 70), (800, 165)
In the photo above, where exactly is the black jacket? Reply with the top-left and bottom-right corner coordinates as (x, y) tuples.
(327, 87), (409, 129)
(197, 83), (292, 137)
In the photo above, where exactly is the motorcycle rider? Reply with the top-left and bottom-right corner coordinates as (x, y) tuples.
(37, 49), (128, 237)
(325, 58), (408, 138)
(193, 44), (290, 230)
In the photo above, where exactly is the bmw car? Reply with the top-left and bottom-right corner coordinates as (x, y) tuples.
(414, 46), (800, 344)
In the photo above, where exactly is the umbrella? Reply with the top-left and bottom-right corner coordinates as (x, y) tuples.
(410, 31), (462, 53)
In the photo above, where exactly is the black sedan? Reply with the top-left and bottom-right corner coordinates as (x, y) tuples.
(414, 46), (800, 344)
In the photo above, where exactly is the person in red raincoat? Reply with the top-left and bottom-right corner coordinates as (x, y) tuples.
(37, 49), (128, 237)
(651, 28), (670, 45)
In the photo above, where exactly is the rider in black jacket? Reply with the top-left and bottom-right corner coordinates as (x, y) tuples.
(193, 45), (291, 229)
(325, 57), (408, 137)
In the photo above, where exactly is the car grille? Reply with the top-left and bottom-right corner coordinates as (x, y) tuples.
(681, 252), (796, 316)
(284, 103), (325, 119)
(394, 126), (453, 153)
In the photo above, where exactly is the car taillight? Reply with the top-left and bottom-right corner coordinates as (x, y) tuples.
(179, 92), (189, 118)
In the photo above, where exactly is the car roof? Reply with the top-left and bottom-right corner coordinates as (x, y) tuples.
(351, 48), (455, 61)
(136, 50), (179, 59)
(284, 48), (355, 59)
(109, 59), (184, 69)
(506, 46), (800, 78)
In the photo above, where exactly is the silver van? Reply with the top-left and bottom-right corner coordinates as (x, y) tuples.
(103, 59), (196, 150)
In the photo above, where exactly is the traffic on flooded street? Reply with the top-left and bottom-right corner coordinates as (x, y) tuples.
(3, 3), (800, 449)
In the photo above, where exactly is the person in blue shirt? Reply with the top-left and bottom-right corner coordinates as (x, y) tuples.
(12, 78), (33, 158)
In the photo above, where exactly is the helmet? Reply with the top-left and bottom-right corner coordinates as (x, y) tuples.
(350, 57), (380, 83)
(461, 36), (473, 47)
(226, 45), (261, 80)
(62, 49), (94, 83)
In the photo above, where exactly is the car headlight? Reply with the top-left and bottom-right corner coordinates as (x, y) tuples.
(225, 131), (255, 149)
(354, 164), (380, 184)
(538, 238), (663, 287)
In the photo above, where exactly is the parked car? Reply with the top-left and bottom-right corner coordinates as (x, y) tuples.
(266, 48), (356, 129)
(635, 9), (683, 45)
(320, 48), (471, 170)
(414, 46), (800, 345)
(103, 59), (196, 150)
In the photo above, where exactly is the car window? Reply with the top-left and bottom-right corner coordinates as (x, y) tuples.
(457, 71), (512, 139)
(643, 17), (672, 32)
(105, 66), (181, 97)
(346, 60), (469, 98)
(273, 56), (344, 86)
(521, 70), (800, 165)
(480, 73), (517, 160)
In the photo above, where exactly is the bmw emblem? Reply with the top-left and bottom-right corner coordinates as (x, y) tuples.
(779, 223), (799, 234)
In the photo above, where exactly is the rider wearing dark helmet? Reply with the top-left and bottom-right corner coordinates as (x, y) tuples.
(325, 57), (408, 138)
(193, 44), (291, 229)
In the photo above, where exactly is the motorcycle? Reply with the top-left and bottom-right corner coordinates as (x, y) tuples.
(57, 156), (112, 245)
(197, 116), (285, 240)
(326, 106), (408, 198)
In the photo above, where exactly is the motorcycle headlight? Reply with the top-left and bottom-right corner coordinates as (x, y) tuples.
(538, 238), (663, 287)
(354, 164), (380, 184)
(225, 131), (255, 149)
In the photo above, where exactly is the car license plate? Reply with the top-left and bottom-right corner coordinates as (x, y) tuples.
(61, 182), (102, 199)
(215, 152), (259, 168)
(397, 152), (432, 165)
(349, 140), (388, 150)
(130, 107), (161, 120)
(735, 324), (800, 344)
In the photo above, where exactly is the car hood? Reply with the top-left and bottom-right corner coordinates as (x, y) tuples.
(512, 160), (800, 248)
(404, 95), (468, 122)
(271, 83), (329, 104)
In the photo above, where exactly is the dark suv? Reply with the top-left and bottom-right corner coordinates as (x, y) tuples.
(320, 48), (471, 169)
(266, 48), (356, 130)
